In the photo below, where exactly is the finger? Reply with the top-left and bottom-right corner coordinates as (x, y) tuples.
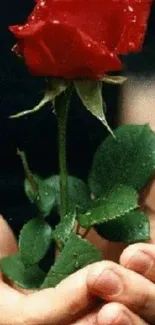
(23, 265), (100, 325)
(0, 278), (27, 325)
(70, 302), (149, 325)
(97, 302), (149, 325)
(0, 215), (18, 285)
(70, 308), (99, 325)
(87, 260), (155, 323)
(0, 252), (99, 325)
(120, 243), (155, 282)
(11, 283), (36, 295)
(0, 215), (18, 257)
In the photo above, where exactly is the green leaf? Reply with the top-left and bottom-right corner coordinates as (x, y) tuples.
(25, 177), (55, 217)
(25, 175), (91, 217)
(41, 232), (102, 288)
(78, 185), (138, 228)
(19, 218), (53, 266)
(89, 125), (155, 197)
(0, 253), (45, 289)
(25, 179), (37, 202)
(74, 80), (113, 135)
(10, 78), (69, 119)
(66, 176), (92, 213)
(53, 212), (76, 249)
(48, 78), (69, 99)
(95, 210), (150, 243)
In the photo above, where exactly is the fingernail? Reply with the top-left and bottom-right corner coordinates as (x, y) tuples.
(127, 251), (153, 275)
(94, 270), (122, 296)
(98, 309), (131, 325)
(115, 312), (132, 325)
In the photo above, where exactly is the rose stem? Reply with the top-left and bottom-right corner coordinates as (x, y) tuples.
(56, 88), (72, 219)
(76, 223), (81, 235)
(82, 227), (91, 239)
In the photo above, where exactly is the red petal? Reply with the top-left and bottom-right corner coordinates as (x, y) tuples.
(22, 21), (121, 78)
(117, 0), (152, 53)
(28, 0), (49, 24)
(46, 0), (126, 51)
(10, 21), (45, 38)
(9, 0), (152, 78)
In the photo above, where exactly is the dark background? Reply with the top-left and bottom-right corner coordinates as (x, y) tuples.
(0, 0), (154, 269)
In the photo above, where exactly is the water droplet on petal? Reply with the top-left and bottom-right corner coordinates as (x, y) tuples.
(40, 0), (46, 6)
(129, 42), (135, 49)
(128, 6), (134, 12)
(52, 20), (60, 24)
(131, 16), (137, 23)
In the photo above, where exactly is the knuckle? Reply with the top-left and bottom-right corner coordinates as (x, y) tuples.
(69, 295), (85, 316)
(87, 261), (117, 289)
(120, 243), (146, 265)
(133, 291), (149, 313)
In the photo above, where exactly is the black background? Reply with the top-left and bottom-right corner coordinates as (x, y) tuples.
(0, 0), (154, 269)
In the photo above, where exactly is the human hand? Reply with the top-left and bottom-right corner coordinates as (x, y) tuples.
(2, 178), (155, 325)
(70, 241), (155, 325)
(3, 210), (151, 325)
(2, 214), (155, 325)
(0, 215), (104, 325)
(69, 183), (155, 325)
(70, 239), (155, 325)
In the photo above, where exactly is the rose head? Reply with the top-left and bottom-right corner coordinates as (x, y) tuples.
(10, 0), (152, 79)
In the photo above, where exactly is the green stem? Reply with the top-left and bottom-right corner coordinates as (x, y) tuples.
(82, 227), (91, 239)
(56, 89), (72, 218)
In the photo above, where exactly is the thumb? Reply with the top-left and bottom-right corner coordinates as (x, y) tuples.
(0, 215), (18, 258)
(23, 265), (99, 325)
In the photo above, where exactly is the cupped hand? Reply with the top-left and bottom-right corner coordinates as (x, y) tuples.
(70, 240), (155, 325)
(0, 215), (102, 325)
(70, 183), (155, 325)
(1, 221), (155, 325)
(1, 178), (155, 325)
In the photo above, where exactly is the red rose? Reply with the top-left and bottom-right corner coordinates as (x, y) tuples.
(10, 0), (152, 79)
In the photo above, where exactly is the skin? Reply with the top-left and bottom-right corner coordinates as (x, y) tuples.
(1, 78), (155, 325)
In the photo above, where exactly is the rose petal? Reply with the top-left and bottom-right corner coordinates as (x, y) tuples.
(117, 0), (152, 53)
(9, 0), (152, 78)
(46, 0), (126, 51)
(21, 21), (121, 78)
(28, 0), (49, 24)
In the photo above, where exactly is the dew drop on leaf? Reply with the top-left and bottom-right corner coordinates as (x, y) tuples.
(75, 261), (80, 269)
